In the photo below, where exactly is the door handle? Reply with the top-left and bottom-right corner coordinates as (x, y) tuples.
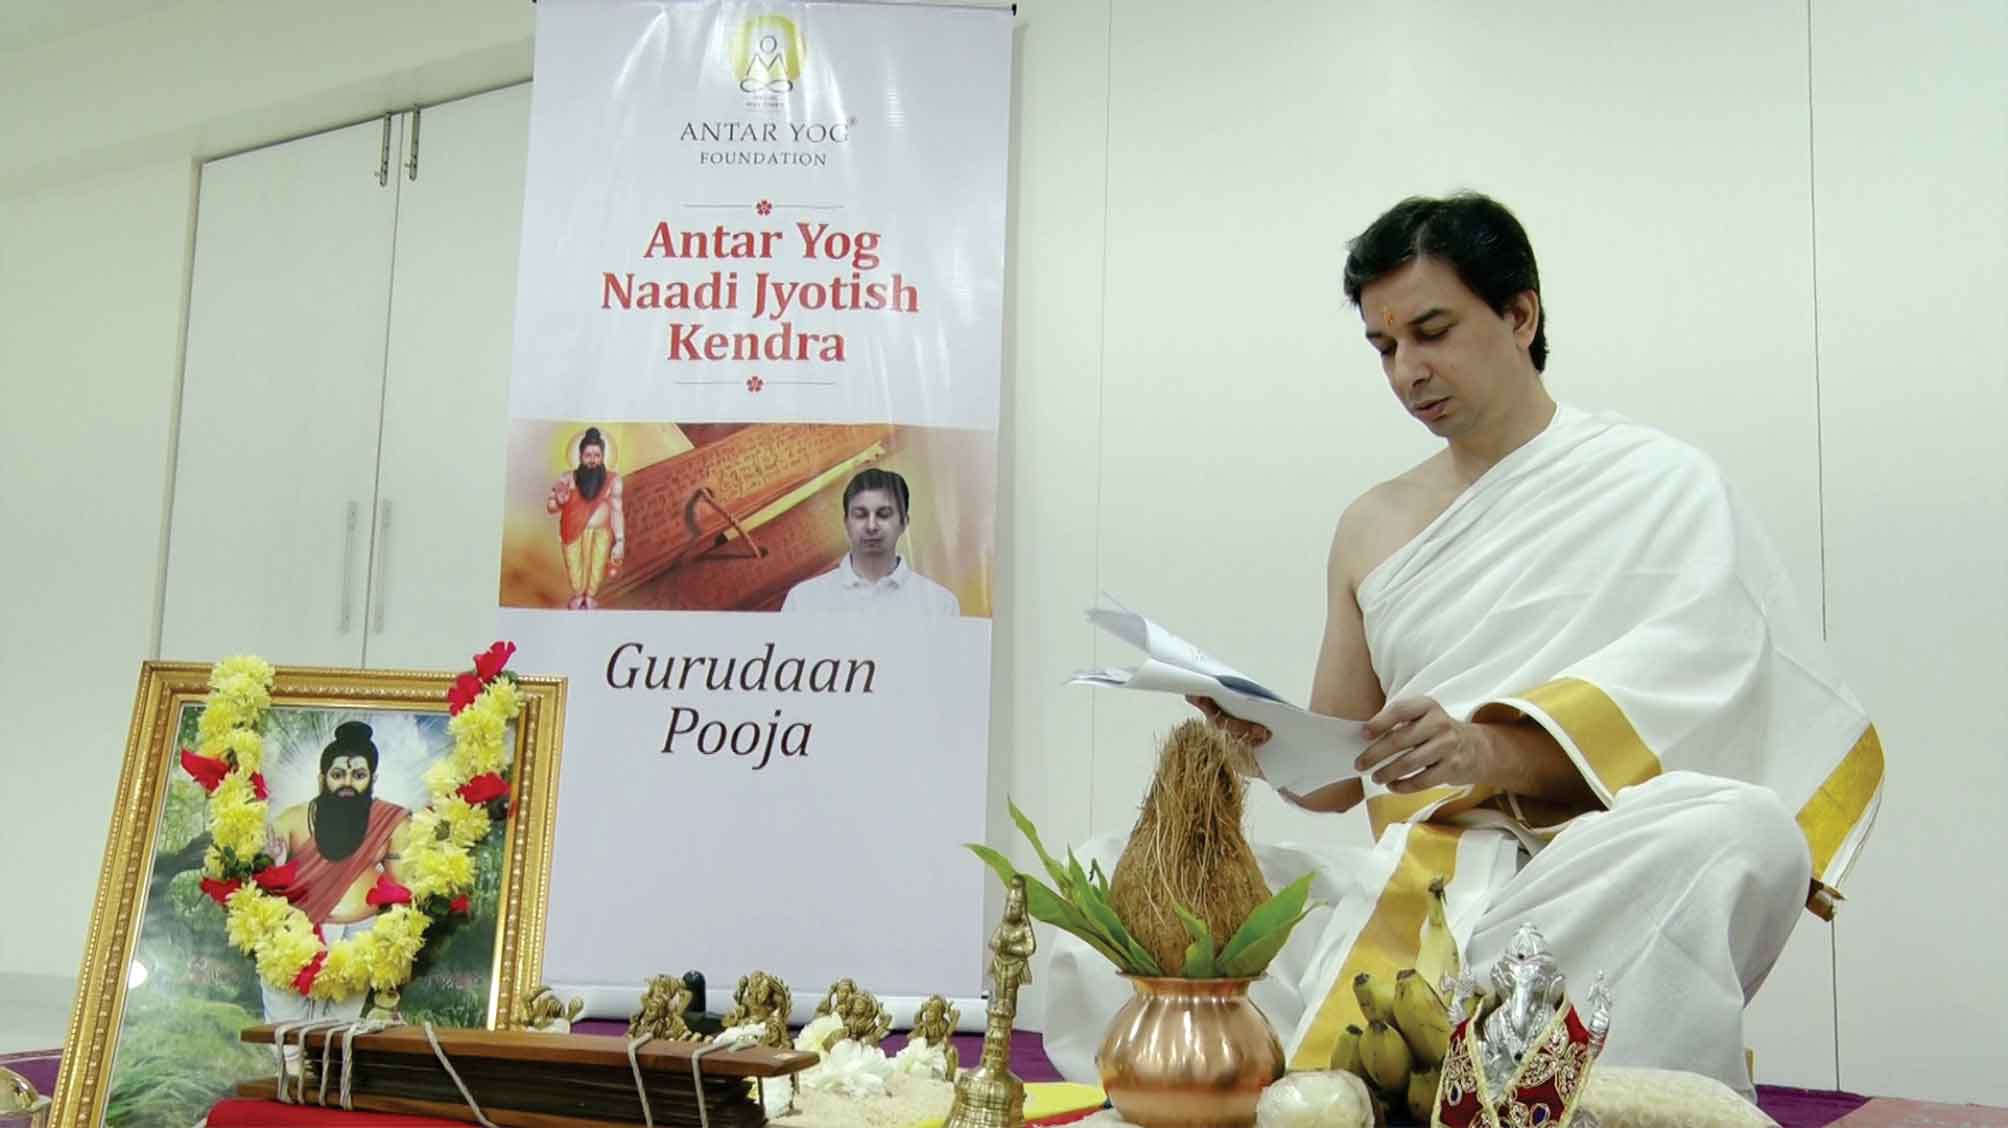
(372, 500), (393, 635)
(339, 501), (360, 633)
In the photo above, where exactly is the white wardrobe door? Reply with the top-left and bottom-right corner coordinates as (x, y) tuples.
(363, 86), (531, 670)
(160, 116), (402, 667)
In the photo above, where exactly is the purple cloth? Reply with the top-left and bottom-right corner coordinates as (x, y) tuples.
(0, 1050), (60, 1106)
(1757, 1084), (1873, 1127)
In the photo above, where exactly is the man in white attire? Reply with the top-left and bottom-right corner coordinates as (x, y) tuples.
(1043, 193), (1883, 1099)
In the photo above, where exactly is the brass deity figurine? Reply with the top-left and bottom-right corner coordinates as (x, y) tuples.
(815, 978), (861, 1020)
(911, 994), (963, 1077)
(837, 986), (894, 1048)
(944, 875), (1035, 1128)
(722, 970), (795, 1048)
(629, 975), (697, 1042)
(522, 984), (586, 1034)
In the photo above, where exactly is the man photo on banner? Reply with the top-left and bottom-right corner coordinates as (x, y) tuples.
(782, 468), (961, 615)
(1042, 192), (1882, 1099)
(262, 721), (411, 1023)
(547, 425), (627, 610)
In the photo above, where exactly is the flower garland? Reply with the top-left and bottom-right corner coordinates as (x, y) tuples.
(180, 642), (522, 1001)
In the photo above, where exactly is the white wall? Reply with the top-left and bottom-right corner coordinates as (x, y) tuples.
(0, 158), (196, 977)
(0, 0), (2001, 1103)
(1810, 0), (2008, 1104)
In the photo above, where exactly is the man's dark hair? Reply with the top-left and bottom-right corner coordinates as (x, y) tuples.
(580, 426), (606, 453)
(843, 468), (910, 523)
(319, 720), (379, 777)
(1342, 192), (1549, 372)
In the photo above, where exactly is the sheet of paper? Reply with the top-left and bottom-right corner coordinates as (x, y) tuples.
(1071, 598), (1370, 796)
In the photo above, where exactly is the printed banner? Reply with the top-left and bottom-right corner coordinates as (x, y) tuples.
(500, 0), (1011, 1007)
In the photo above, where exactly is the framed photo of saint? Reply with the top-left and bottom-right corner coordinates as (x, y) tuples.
(47, 661), (565, 1128)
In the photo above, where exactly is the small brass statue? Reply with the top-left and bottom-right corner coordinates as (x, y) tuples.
(837, 986), (894, 1047)
(722, 971), (795, 1048)
(910, 994), (963, 1077)
(523, 985), (586, 1034)
(815, 977), (861, 1019)
(630, 975), (697, 1042)
(943, 875), (1035, 1128)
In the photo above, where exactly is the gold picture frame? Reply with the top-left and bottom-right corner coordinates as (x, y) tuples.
(47, 661), (566, 1128)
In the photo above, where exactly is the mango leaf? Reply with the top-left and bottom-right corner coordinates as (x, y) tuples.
(967, 844), (1134, 971)
(1219, 909), (1312, 978)
(966, 843), (1017, 884)
(1009, 798), (1079, 897)
(1174, 903), (1217, 978)
(1075, 878), (1164, 976)
(1065, 848), (1091, 896)
(1219, 872), (1316, 968)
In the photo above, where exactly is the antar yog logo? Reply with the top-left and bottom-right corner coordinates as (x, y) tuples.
(731, 16), (804, 94)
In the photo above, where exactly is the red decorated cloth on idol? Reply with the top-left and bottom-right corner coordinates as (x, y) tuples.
(1435, 1004), (1599, 1128)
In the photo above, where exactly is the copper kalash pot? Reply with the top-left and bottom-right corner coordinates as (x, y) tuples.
(1095, 976), (1286, 1128)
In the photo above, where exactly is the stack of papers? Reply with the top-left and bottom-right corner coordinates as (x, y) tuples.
(1069, 598), (1367, 797)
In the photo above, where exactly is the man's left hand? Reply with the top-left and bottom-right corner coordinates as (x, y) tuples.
(1356, 697), (1494, 793)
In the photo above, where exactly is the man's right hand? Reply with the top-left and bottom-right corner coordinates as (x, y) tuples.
(1186, 695), (1273, 747)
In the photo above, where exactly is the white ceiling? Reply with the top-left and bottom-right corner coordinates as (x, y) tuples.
(0, 0), (173, 53)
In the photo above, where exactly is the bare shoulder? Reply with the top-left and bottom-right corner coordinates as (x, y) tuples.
(1330, 454), (1461, 586)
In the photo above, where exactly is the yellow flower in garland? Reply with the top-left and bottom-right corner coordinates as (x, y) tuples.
(404, 797), (491, 858)
(210, 789), (269, 861)
(196, 698), (244, 744)
(315, 939), (369, 999)
(357, 907), (430, 991)
(433, 795), (493, 850)
(211, 655), (275, 699)
(478, 678), (521, 724)
(454, 737), (506, 781)
(423, 758), (467, 800)
(222, 728), (265, 773)
(253, 918), (321, 988)
(402, 840), (476, 901)
(225, 887), (297, 954)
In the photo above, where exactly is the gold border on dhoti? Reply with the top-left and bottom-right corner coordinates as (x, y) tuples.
(1515, 677), (1662, 801)
(1797, 723), (1883, 887)
(1288, 823), (1463, 1071)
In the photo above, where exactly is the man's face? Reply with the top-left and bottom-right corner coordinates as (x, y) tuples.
(844, 488), (906, 558)
(322, 754), (373, 798)
(580, 444), (605, 470)
(1359, 256), (1537, 439)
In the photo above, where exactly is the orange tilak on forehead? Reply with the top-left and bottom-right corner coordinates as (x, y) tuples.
(1384, 310), (1396, 329)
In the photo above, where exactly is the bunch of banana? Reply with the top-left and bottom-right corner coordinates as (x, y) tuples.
(1324, 879), (1458, 1124)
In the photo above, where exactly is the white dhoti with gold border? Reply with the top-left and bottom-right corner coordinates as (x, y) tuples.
(1043, 405), (1882, 1100)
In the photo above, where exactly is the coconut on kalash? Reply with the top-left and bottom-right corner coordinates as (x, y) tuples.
(977, 720), (1466, 1128)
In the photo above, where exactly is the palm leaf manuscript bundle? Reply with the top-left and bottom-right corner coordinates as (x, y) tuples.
(239, 1024), (817, 1128)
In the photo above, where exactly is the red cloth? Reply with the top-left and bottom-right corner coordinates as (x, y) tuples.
(287, 799), (407, 924)
(558, 482), (613, 545)
(207, 1099), (462, 1126)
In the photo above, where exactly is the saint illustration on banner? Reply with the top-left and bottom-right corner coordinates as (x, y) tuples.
(545, 426), (628, 610)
